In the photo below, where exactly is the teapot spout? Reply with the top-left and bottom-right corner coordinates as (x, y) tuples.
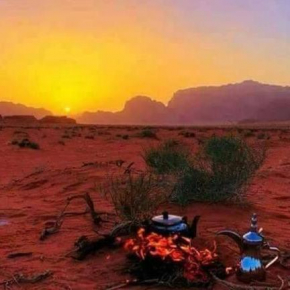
(217, 230), (243, 252)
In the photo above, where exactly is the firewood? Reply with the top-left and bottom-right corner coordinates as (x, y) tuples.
(40, 192), (114, 240)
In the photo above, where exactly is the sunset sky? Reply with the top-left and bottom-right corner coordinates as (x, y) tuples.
(0, 0), (290, 114)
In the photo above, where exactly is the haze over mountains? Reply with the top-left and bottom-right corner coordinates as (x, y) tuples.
(0, 102), (51, 119)
(79, 80), (290, 125)
(2, 80), (290, 125)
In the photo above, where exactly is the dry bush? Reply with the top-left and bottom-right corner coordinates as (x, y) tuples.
(11, 138), (40, 150)
(171, 136), (265, 204)
(143, 139), (190, 174)
(138, 129), (158, 139)
(178, 131), (196, 138)
(102, 173), (167, 222)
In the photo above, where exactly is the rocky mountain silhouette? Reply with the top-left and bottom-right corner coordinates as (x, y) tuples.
(78, 80), (290, 125)
(79, 96), (176, 125)
(0, 102), (51, 119)
(2, 81), (290, 125)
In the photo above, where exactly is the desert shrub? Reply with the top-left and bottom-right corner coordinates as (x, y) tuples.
(171, 167), (210, 206)
(204, 136), (263, 184)
(172, 136), (265, 204)
(102, 173), (166, 222)
(243, 130), (255, 138)
(139, 129), (157, 139)
(143, 139), (191, 174)
(16, 138), (40, 150)
(179, 131), (196, 138)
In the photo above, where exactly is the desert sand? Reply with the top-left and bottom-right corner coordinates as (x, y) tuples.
(0, 124), (290, 289)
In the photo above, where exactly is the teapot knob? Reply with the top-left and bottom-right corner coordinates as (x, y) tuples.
(250, 213), (258, 232)
(162, 211), (169, 220)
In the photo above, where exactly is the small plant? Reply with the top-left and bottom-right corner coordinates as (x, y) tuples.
(139, 129), (158, 139)
(143, 139), (190, 174)
(243, 130), (255, 138)
(171, 167), (210, 206)
(12, 138), (40, 150)
(178, 131), (195, 138)
(102, 173), (166, 222)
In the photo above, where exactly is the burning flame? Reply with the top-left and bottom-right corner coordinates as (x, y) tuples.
(124, 228), (218, 282)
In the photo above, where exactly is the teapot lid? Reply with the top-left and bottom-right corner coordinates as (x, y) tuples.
(152, 211), (183, 227)
(243, 213), (263, 244)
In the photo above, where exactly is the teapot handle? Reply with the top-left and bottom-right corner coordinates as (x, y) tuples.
(263, 243), (280, 269)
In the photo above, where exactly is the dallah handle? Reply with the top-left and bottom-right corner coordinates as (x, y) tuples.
(263, 243), (280, 269)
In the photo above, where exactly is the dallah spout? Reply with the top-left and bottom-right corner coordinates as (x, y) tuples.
(217, 230), (243, 252)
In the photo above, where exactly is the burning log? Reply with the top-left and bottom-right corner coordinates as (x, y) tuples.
(123, 228), (226, 288)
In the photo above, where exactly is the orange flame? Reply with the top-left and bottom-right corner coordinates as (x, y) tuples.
(124, 228), (218, 282)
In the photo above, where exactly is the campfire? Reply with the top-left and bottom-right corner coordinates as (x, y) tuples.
(124, 228), (226, 288)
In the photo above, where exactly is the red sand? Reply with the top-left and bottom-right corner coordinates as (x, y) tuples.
(0, 125), (290, 289)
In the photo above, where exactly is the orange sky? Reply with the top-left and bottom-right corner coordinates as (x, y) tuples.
(0, 0), (290, 114)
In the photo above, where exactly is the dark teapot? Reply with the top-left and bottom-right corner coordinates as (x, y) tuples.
(150, 211), (200, 238)
(217, 213), (280, 283)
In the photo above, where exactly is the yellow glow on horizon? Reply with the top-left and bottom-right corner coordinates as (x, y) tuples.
(0, 1), (290, 114)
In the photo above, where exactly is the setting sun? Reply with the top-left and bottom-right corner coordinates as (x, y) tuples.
(64, 107), (71, 114)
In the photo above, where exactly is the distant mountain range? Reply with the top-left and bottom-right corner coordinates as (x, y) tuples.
(78, 80), (290, 125)
(2, 80), (290, 125)
(0, 101), (51, 119)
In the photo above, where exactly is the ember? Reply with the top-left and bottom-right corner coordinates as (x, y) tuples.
(124, 228), (224, 286)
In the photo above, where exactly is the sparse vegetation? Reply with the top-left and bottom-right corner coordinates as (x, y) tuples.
(178, 131), (196, 138)
(141, 135), (265, 205)
(143, 139), (190, 174)
(11, 138), (40, 150)
(102, 173), (166, 222)
(243, 130), (255, 138)
(139, 129), (158, 139)
(171, 136), (265, 204)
